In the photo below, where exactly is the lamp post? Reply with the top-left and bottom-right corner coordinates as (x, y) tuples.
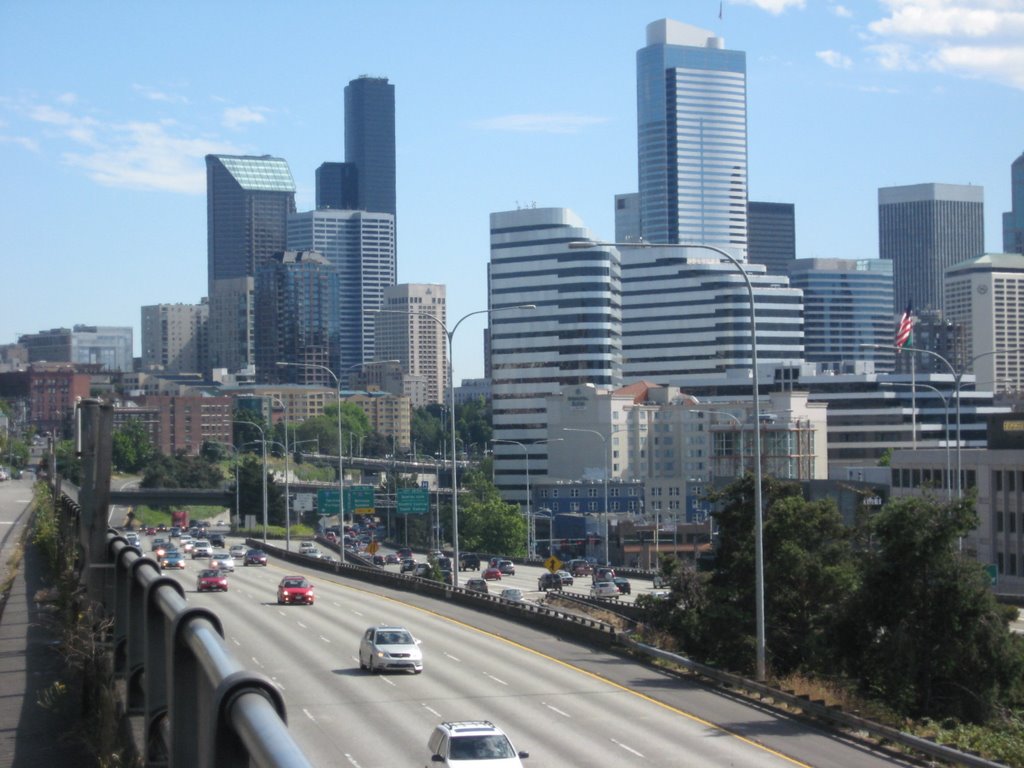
(882, 382), (952, 500)
(234, 421), (268, 543)
(571, 238), (766, 681)
(492, 438), (563, 559)
(562, 427), (611, 567)
(369, 303), (535, 587)
(271, 397), (292, 550)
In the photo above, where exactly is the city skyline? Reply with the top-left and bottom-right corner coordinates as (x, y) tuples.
(2, 1), (1023, 382)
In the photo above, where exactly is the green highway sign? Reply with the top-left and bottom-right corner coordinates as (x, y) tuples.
(984, 563), (998, 587)
(345, 485), (376, 516)
(317, 489), (340, 516)
(397, 488), (429, 515)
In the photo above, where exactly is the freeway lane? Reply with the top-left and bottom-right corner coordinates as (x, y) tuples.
(151, 536), (914, 767)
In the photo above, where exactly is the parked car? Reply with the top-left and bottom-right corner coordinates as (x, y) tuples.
(277, 576), (315, 605)
(196, 568), (228, 592)
(612, 576), (632, 595)
(358, 625), (423, 674)
(465, 578), (489, 594)
(538, 572), (563, 591)
(243, 549), (268, 566)
(481, 567), (502, 581)
(459, 552), (481, 571)
(590, 581), (620, 598)
(500, 588), (525, 602)
(210, 552), (235, 572)
(159, 549), (186, 570)
(427, 721), (528, 766)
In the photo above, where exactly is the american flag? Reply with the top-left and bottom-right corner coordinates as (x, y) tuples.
(895, 301), (913, 349)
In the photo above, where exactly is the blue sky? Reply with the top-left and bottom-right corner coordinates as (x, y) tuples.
(2, 0), (1022, 382)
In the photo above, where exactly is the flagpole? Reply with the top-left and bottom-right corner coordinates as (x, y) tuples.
(911, 352), (917, 450)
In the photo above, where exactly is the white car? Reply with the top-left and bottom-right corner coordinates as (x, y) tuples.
(358, 626), (423, 673)
(209, 552), (235, 572)
(499, 588), (525, 602)
(191, 540), (212, 558)
(229, 544), (247, 559)
(590, 581), (620, 598)
(427, 721), (528, 766)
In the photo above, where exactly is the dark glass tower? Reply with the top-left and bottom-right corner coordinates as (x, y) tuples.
(1003, 151), (1024, 254)
(747, 201), (796, 275)
(344, 76), (396, 217)
(316, 161), (359, 210)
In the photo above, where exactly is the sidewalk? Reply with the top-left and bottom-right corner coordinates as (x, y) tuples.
(0, 524), (90, 766)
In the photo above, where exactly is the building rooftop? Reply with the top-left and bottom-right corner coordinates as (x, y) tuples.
(212, 155), (296, 193)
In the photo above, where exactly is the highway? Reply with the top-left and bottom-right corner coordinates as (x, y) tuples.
(141, 529), (916, 768)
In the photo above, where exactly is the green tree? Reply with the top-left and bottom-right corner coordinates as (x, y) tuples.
(232, 455), (286, 527)
(411, 405), (445, 456)
(838, 494), (1024, 722)
(140, 452), (224, 489)
(455, 467), (525, 556)
(111, 417), (155, 473)
(54, 439), (82, 485)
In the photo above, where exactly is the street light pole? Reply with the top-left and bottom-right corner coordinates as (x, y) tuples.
(370, 304), (535, 587)
(234, 421), (268, 543)
(492, 438), (562, 559)
(271, 397), (292, 550)
(570, 238), (766, 680)
(562, 428), (610, 567)
(882, 382), (952, 500)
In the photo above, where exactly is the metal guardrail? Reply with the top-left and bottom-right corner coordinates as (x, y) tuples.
(106, 530), (313, 768)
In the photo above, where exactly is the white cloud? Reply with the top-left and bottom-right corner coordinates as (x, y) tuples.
(832, 4), (853, 18)
(870, 1), (1024, 38)
(55, 92), (77, 105)
(932, 43), (1024, 87)
(132, 84), (189, 105)
(0, 134), (39, 151)
(817, 49), (853, 68)
(222, 106), (268, 129)
(474, 113), (609, 134)
(732, 0), (806, 13)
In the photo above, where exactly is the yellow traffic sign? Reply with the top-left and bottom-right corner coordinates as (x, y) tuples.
(367, 540), (380, 555)
(544, 555), (563, 574)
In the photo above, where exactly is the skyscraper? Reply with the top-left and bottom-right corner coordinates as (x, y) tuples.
(636, 19), (748, 255)
(878, 183), (984, 316)
(375, 283), (447, 407)
(315, 161), (359, 210)
(787, 258), (894, 372)
(255, 251), (340, 385)
(1003, 151), (1024, 254)
(206, 154), (296, 373)
(286, 209), (396, 370)
(345, 76), (396, 217)
(489, 207), (622, 506)
(747, 202), (796, 275)
(141, 301), (209, 373)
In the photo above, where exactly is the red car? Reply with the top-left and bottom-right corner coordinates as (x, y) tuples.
(196, 568), (228, 592)
(481, 567), (502, 581)
(277, 576), (315, 605)
(244, 549), (268, 566)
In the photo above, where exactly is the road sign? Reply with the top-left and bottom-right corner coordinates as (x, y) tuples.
(344, 485), (375, 516)
(366, 540), (380, 555)
(544, 555), (563, 574)
(317, 489), (340, 516)
(984, 563), (998, 587)
(293, 493), (315, 512)
(397, 488), (429, 515)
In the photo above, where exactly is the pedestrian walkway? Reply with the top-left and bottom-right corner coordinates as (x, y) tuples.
(0, 503), (90, 766)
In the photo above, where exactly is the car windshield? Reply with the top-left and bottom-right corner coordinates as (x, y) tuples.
(375, 630), (412, 645)
(449, 735), (515, 760)
(199, 570), (220, 578)
(283, 579), (307, 588)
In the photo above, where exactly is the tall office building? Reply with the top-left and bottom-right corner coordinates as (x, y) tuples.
(345, 76), (396, 217)
(636, 19), (748, 256)
(18, 326), (134, 372)
(141, 301), (209, 373)
(254, 251), (340, 385)
(748, 202), (796, 275)
(1003, 152), (1024, 254)
(315, 161), (359, 210)
(287, 209), (396, 371)
(375, 283), (447, 407)
(878, 183), (984, 315)
(620, 244), (803, 382)
(206, 154), (296, 373)
(945, 253), (1024, 394)
(489, 207), (622, 506)
(788, 258), (895, 372)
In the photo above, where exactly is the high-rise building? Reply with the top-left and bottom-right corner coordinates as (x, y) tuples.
(315, 162), (359, 210)
(488, 207), (622, 506)
(141, 301), (209, 373)
(18, 326), (134, 372)
(286, 209), (396, 370)
(206, 154), (296, 373)
(345, 76), (396, 217)
(375, 283), (447, 407)
(1003, 152), (1024, 254)
(788, 258), (894, 372)
(878, 183), (984, 315)
(620, 244), (803, 382)
(944, 253), (1024, 394)
(747, 202), (796, 275)
(254, 251), (340, 386)
(636, 19), (747, 255)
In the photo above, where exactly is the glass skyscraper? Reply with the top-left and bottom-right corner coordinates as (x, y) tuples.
(345, 76), (396, 217)
(1002, 151), (1024, 254)
(636, 19), (747, 256)
(747, 201), (796, 275)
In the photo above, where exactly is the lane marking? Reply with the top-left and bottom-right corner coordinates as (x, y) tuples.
(297, 621), (308, 629)
(342, 754), (363, 767)
(543, 702), (571, 718)
(422, 704), (442, 717)
(611, 738), (644, 758)
(483, 672), (508, 686)
(303, 708), (316, 722)
(379, 676), (396, 687)
(443, 652), (461, 662)
(251, 657), (263, 668)
(319, 635), (331, 643)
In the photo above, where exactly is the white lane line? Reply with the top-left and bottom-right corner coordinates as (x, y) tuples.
(230, 637), (241, 646)
(543, 702), (571, 718)
(303, 708), (316, 722)
(443, 652), (461, 662)
(297, 621), (308, 629)
(277, 610), (287, 616)
(380, 676), (396, 687)
(251, 657), (264, 668)
(422, 704), (442, 718)
(333, 601), (343, 608)
(271, 677), (285, 691)
(350, 608), (363, 615)
(483, 672), (508, 685)
(342, 754), (363, 767)
(319, 635), (331, 643)
(611, 738), (644, 758)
